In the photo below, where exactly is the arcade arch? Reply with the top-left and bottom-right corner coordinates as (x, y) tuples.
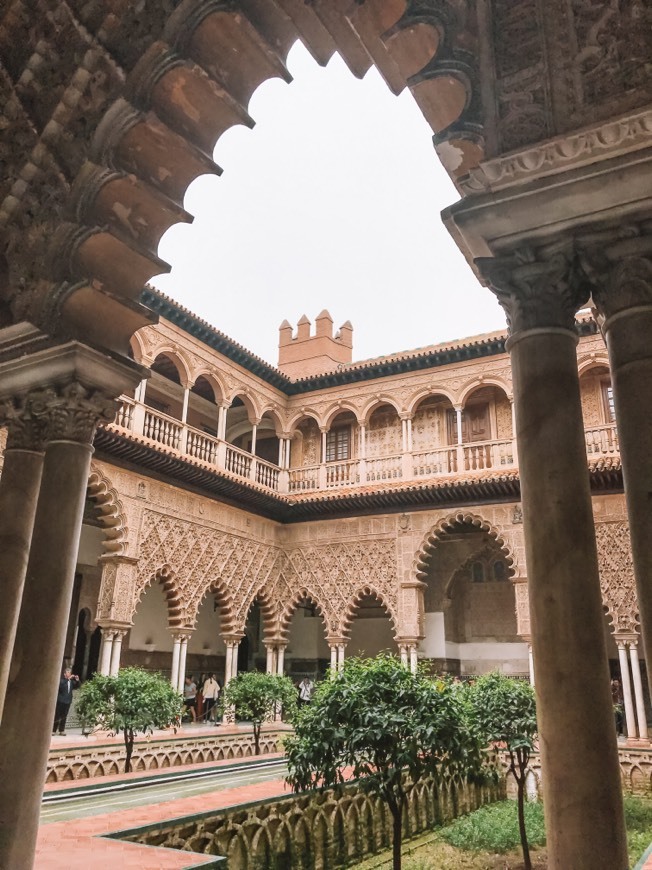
(344, 592), (396, 659)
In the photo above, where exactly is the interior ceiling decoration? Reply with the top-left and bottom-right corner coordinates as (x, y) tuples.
(1, 1), (650, 357)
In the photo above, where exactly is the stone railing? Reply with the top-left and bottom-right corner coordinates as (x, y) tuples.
(114, 773), (505, 870)
(45, 726), (288, 783)
(107, 398), (619, 497)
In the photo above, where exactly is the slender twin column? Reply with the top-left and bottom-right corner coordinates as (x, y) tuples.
(0, 376), (122, 870)
(398, 641), (418, 673)
(169, 632), (192, 693)
(0, 394), (48, 719)
(587, 239), (652, 711)
(328, 638), (346, 672)
(264, 642), (287, 675)
(479, 247), (628, 869)
(616, 637), (648, 740)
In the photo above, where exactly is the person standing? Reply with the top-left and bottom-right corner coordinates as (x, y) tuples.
(183, 675), (197, 722)
(53, 668), (79, 736)
(202, 673), (220, 722)
(298, 676), (314, 706)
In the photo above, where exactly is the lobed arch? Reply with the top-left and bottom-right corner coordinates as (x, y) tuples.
(359, 395), (403, 424)
(413, 511), (517, 584)
(407, 386), (457, 415)
(340, 585), (398, 640)
(186, 579), (238, 637)
(236, 589), (279, 641)
(86, 466), (129, 556)
(278, 589), (330, 643)
(5, 2), (483, 351)
(133, 565), (185, 629)
(457, 376), (512, 408)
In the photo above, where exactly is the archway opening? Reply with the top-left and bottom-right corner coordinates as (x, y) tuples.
(285, 597), (329, 681)
(418, 519), (525, 677)
(460, 385), (513, 470)
(346, 593), (395, 659)
(126, 581), (175, 676)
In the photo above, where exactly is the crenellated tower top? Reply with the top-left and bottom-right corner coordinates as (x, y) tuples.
(278, 311), (353, 378)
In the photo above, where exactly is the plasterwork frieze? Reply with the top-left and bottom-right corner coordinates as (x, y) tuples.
(595, 521), (638, 635)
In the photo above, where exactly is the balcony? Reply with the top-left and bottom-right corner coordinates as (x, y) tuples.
(107, 398), (619, 497)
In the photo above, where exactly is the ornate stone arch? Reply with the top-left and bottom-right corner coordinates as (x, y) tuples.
(286, 409), (322, 433)
(577, 354), (611, 377)
(413, 511), (517, 583)
(185, 578), (238, 637)
(146, 346), (194, 387)
(359, 395), (402, 424)
(340, 585), (398, 640)
(407, 386), (456, 415)
(235, 589), (279, 640)
(132, 564), (185, 629)
(323, 400), (363, 430)
(278, 588), (330, 643)
(87, 465), (129, 555)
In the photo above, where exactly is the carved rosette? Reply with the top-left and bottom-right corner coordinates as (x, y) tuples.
(476, 246), (590, 335)
(41, 381), (118, 445)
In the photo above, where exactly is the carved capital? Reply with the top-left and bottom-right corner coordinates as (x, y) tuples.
(0, 389), (55, 451)
(42, 381), (118, 445)
(476, 245), (589, 335)
(578, 224), (652, 322)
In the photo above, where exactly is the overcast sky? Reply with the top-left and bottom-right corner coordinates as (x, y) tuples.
(152, 42), (506, 367)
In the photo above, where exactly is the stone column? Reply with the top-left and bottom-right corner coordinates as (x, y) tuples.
(0, 392), (48, 718)
(109, 630), (125, 676)
(479, 248), (627, 869)
(319, 428), (328, 488)
(527, 644), (535, 687)
(329, 643), (338, 673)
(276, 644), (286, 676)
(399, 644), (409, 667)
(265, 643), (276, 674)
(588, 241), (652, 707)
(629, 641), (648, 740)
(454, 405), (464, 472)
(177, 635), (189, 694)
(98, 628), (114, 676)
(170, 635), (182, 689)
(617, 640), (637, 739)
(0, 379), (120, 870)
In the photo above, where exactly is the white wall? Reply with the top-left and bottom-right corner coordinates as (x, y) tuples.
(129, 582), (174, 652)
(446, 641), (528, 675)
(77, 524), (105, 566)
(188, 598), (226, 655)
(418, 612), (446, 658)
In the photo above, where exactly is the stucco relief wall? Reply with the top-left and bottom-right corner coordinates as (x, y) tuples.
(412, 400), (447, 451)
(366, 407), (401, 457)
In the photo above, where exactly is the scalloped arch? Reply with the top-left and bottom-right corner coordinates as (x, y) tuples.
(278, 588), (330, 642)
(134, 564), (184, 628)
(235, 589), (279, 639)
(340, 585), (398, 639)
(87, 465), (129, 555)
(413, 511), (517, 583)
(186, 578), (237, 636)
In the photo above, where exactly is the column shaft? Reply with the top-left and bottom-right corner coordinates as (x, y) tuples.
(276, 645), (285, 676)
(527, 644), (535, 687)
(170, 637), (181, 689)
(510, 327), (626, 868)
(618, 642), (637, 738)
(109, 632), (123, 676)
(0, 448), (44, 718)
(630, 643), (648, 740)
(0, 439), (94, 869)
(177, 638), (188, 694)
(330, 645), (337, 673)
(98, 631), (114, 676)
(603, 307), (652, 702)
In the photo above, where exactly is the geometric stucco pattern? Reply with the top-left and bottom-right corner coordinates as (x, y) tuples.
(134, 510), (398, 638)
(595, 521), (638, 634)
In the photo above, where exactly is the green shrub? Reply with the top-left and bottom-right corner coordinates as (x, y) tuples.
(440, 800), (546, 854)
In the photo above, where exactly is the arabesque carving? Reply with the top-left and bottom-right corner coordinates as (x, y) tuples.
(595, 521), (638, 635)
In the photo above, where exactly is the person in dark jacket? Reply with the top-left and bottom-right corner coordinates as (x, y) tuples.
(53, 668), (79, 736)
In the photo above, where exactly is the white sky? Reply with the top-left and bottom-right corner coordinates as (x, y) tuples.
(152, 42), (506, 367)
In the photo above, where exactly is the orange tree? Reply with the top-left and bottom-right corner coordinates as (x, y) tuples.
(285, 655), (487, 870)
(470, 672), (538, 870)
(219, 671), (298, 754)
(76, 667), (182, 772)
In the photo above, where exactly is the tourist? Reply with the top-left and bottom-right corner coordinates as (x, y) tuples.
(53, 668), (79, 736)
(298, 676), (314, 706)
(202, 673), (220, 722)
(183, 675), (197, 722)
(611, 678), (624, 736)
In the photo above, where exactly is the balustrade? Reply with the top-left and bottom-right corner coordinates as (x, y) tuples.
(585, 424), (619, 457)
(143, 409), (182, 450)
(105, 397), (620, 494)
(365, 454), (402, 482)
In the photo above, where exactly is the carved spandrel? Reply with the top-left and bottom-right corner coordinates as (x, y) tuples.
(476, 246), (590, 335)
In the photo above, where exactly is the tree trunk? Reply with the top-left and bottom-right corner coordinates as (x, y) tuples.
(124, 727), (134, 774)
(389, 801), (403, 870)
(253, 721), (260, 755)
(516, 770), (532, 870)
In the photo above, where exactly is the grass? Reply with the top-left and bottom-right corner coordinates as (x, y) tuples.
(355, 795), (652, 869)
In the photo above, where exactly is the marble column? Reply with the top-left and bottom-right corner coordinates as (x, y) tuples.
(527, 644), (535, 687)
(617, 640), (637, 739)
(177, 635), (189, 694)
(276, 644), (285, 676)
(630, 641), (648, 740)
(479, 249), (627, 869)
(109, 630), (125, 676)
(454, 405), (464, 472)
(399, 644), (409, 667)
(329, 643), (338, 673)
(98, 628), (115, 676)
(0, 380), (119, 870)
(0, 393), (47, 718)
(589, 244), (652, 706)
(170, 635), (182, 689)
(265, 643), (276, 674)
